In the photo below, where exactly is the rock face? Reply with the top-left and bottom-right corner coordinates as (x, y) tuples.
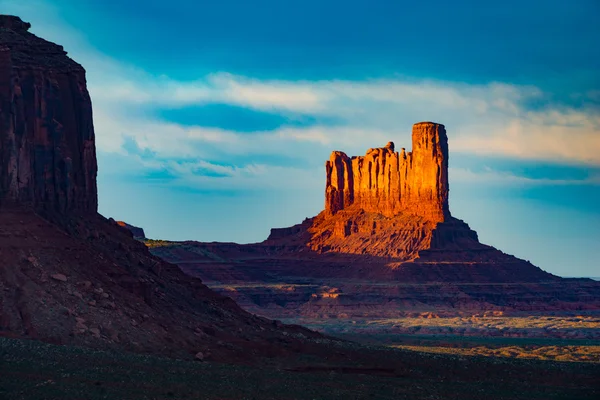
(325, 122), (449, 223)
(0, 15), (97, 214)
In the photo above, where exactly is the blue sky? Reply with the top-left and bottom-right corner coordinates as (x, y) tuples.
(2, 0), (599, 277)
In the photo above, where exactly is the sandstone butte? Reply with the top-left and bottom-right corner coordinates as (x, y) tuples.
(265, 122), (533, 271)
(0, 15), (354, 363)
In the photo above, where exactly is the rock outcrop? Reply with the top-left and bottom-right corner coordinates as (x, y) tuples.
(248, 121), (568, 281)
(325, 122), (449, 223)
(267, 122), (486, 259)
(0, 15), (97, 214)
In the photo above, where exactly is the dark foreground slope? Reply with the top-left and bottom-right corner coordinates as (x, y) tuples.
(0, 204), (333, 362)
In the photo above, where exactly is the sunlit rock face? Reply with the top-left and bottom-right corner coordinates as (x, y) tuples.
(325, 122), (449, 223)
(0, 15), (97, 214)
(297, 122), (478, 259)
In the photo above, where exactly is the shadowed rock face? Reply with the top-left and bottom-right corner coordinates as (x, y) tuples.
(0, 15), (97, 214)
(325, 122), (449, 223)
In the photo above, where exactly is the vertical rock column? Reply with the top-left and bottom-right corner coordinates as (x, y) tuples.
(325, 151), (353, 215)
(402, 122), (449, 222)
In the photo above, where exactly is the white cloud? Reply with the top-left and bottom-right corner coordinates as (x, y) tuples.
(134, 158), (323, 191)
(450, 167), (600, 186)
(453, 117), (600, 165)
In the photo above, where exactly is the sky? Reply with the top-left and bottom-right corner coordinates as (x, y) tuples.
(1, 0), (599, 277)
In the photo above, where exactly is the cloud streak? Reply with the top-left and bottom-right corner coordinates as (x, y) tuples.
(450, 167), (600, 187)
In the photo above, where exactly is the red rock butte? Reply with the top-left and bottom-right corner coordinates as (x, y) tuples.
(0, 15), (97, 215)
(325, 122), (449, 223)
(266, 121), (486, 260)
(145, 120), (600, 323)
